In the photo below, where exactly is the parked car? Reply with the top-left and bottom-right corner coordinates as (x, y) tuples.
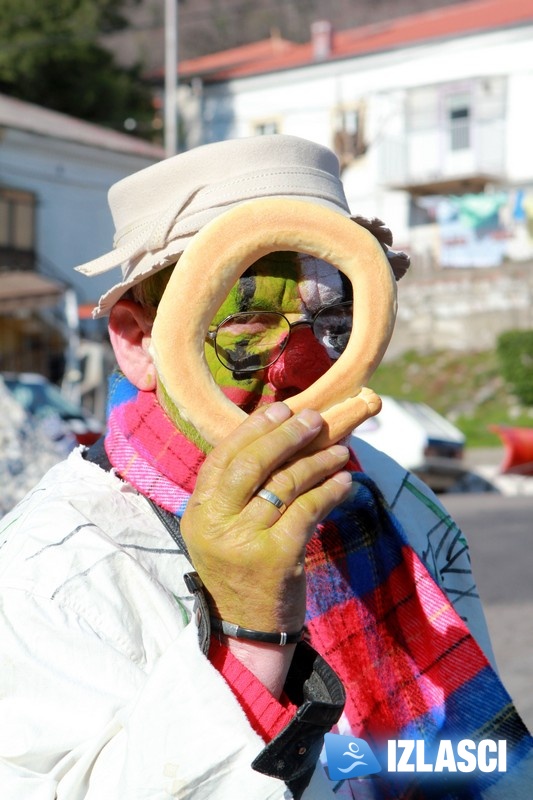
(2, 372), (104, 447)
(352, 395), (466, 492)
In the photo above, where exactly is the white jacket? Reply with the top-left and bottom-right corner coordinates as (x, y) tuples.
(0, 443), (495, 798)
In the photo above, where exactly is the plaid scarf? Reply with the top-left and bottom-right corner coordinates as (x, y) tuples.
(105, 373), (532, 798)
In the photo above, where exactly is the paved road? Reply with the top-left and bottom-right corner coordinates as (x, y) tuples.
(443, 492), (533, 732)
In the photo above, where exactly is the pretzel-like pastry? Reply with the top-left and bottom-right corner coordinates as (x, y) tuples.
(151, 198), (397, 449)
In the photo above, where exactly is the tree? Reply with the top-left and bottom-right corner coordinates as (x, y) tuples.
(0, 0), (155, 137)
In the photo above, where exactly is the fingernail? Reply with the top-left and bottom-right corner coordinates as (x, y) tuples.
(264, 402), (292, 423)
(333, 470), (352, 485)
(296, 408), (323, 430)
(328, 445), (350, 459)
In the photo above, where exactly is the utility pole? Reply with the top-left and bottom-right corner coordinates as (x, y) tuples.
(164, 0), (178, 157)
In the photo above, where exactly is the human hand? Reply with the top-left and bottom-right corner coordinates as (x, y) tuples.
(181, 402), (353, 635)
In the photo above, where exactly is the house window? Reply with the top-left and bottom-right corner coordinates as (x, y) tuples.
(447, 93), (471, 151)
(332, 104), (366, 167)
(0, 188), (36, 270)
(253, 120), (280, 136)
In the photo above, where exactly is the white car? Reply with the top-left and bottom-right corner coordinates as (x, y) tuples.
(353, 395), (466, 492)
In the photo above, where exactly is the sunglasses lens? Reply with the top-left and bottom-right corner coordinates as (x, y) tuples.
(313, 302), (353, 357)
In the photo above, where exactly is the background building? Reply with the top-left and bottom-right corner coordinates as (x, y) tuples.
(0, 93), (163, 401)
(162, 0), (533, 355)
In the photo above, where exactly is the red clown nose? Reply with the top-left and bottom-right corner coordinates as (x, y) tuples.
(265, 327), (333, 393)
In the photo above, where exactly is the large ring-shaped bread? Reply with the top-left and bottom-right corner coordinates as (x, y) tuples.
(151, 197), (397, 448)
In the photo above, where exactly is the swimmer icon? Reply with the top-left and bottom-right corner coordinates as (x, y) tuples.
(324, 733), (382, 781)
(338, 741), (368, 773)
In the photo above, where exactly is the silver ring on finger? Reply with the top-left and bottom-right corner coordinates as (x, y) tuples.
(255, 488), (288, 516)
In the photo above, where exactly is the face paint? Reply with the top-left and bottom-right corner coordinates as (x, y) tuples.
(204, 251), (349, 413)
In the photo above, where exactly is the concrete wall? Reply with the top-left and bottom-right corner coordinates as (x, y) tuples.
(387, 262), (533, 359)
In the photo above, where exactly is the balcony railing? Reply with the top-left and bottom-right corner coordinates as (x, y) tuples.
(379, 118), (506, 191)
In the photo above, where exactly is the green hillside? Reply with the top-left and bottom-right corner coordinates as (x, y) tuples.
(370, 349), (533, 447)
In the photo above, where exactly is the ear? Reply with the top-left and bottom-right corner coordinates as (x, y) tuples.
(108, 299), (157, 391)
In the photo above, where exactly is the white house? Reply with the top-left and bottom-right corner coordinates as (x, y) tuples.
(0, 93), (163, 308)
(0, 93), (163, 387)
(172, 0), (533, 272)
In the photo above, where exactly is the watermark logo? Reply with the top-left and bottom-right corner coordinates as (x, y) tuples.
(324, 733), (382, 780)
(324, 735), (507, 781)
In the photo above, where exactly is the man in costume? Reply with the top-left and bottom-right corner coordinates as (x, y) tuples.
(0, 135), (531, 799)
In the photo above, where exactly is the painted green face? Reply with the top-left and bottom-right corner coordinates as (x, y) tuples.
(204, 251), (351, 413)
